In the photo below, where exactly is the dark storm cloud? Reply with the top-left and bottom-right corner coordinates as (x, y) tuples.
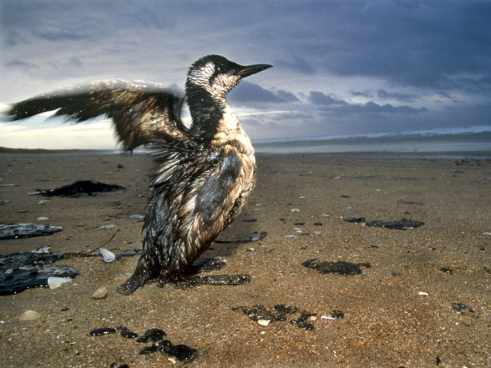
(309, 91), (346, 106)
(274, 56), (316, 75)
(309, 91), (425, 114)
(376, 89), (417, 102)
(4, 59), (39, 70)
(1, 0), (490, 142)
(229, 82), (299, 105)
(351, 89), (418, 102)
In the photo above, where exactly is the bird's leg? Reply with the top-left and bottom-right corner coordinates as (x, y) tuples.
(116, 257), (153, 295)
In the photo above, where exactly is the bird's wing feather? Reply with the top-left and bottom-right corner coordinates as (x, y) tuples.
(6, 80), (189, 150)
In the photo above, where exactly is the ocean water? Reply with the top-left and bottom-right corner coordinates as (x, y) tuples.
(253, 131), (491, 159)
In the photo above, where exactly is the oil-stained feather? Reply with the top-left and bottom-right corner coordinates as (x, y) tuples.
(6, 80), (189, 150)
(197, 151), (241, 225)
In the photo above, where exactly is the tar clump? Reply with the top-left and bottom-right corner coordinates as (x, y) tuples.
(36, 180), (125, 197)
(451, 303), (474, 314)
(0, 223), (63, 240)
(0, 249), (78, 295)
(232, 304), (298, 322)
(89, 327), (117, 336)
(117, 326), (138, 339)
(136, 328), (166, 343)
(343, 217), (424, 230)
(90, 326), (197, 362)
(303, 258), (370, 275)
(291, 312), (316, 331)
(233, 304), (319, 330)
(171, 274), (251, 289)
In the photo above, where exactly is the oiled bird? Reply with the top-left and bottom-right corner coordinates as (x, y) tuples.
(6, 55), (272, 294)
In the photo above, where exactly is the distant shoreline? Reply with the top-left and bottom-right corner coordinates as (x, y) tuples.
(0, 147), (116, 154)
(2, 146), (491, 161)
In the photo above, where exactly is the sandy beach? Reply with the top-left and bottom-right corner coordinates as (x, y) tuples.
(0, 151), (490, 368)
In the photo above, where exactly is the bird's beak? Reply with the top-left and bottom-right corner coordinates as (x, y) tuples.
(237, 64), (273, 78)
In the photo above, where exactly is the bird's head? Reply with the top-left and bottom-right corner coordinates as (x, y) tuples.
(186, 55), (272, 100)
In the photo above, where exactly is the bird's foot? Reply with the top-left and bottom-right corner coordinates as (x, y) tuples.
(157, 273), (196, 289)
(116, 272), (147, 295)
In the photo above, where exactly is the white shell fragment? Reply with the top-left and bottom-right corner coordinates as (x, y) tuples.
(31, 246), (50, 254)
(418, 291), (429, 296)
(97, 224), (116, 230)
(257, 319), (271, 327)
(290, 208), (300, 213)
(99, 248), (116, 263)
(129, 214), (145, 221)
(48, 276), (73, 289)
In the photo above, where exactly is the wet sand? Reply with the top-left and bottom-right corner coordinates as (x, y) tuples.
(0, 152), (490, 367)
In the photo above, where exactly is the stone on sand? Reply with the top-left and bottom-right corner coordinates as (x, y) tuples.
(92, 286), (108, 299)
(19, 310), (41, 321)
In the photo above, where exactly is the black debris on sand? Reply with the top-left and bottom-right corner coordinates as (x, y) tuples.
(215, 231), (267, 244)
(233, 304), (321, 331)
(0, 249), (78, 295)
(89, 327), (117, 336)
(291, 312), (316, 331)
(451, 303), (474, 314)
(91, 326), (197, 362)
(136, 328), (166, 343)
(0, 223), (62, 240)
(35, 180), (125, 197)
(171, 274), (251, 289)
(343, 217), (424, 230)
(117, 326), (139, 339)
(343, 217), (366, 224)
(232, 304), (298, 323)
(303, 259), (370, 275)
(110, 364), (129, 368)
(327, 310), (345, 320)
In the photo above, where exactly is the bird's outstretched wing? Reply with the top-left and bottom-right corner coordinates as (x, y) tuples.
(6, 80), (189, 150)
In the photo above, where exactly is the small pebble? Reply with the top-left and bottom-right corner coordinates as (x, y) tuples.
(168, 357), (177, 364)
(36, 216), (49, 221)
(290, 208), (300, 213)
(92, 286), (108, 299)
(129, 214), (145, 221)
(19, 310), (41, 321)
(257, 319), (271, 327)
(418, 291), (429, 296)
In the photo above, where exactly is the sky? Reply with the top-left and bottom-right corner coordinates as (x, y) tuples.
(1, 0), (490, 149)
